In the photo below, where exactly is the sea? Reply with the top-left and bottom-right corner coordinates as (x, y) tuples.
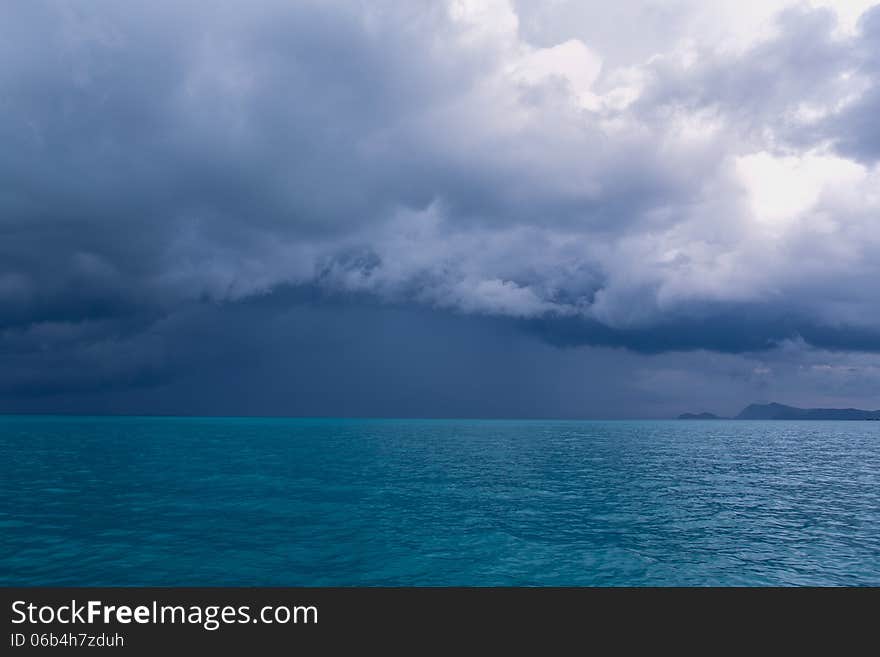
(1, 415), (877, 586)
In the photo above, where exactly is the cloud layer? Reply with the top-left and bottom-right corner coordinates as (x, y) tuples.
(2, 0), (880, 408)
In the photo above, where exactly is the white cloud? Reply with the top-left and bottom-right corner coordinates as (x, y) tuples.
(510, 39), (604, 109)
(736, 150), (867, 226)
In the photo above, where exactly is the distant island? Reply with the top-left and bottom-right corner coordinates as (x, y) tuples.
(678, 412), (723, 420)
(679, 402), (880, 420)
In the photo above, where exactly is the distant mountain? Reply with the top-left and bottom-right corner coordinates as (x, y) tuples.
(678, 412), (723, 420)
(735, 402), (880, 420)
(676, 402), (880, 420)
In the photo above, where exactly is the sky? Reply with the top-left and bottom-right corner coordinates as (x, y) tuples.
(2, 0), (880, 418)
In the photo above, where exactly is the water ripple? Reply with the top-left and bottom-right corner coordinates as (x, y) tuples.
(0, 417), (877, 585)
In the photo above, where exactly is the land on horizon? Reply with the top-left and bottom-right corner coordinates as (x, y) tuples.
(3, 403), (880, 421)
(679, 402), (880, 421)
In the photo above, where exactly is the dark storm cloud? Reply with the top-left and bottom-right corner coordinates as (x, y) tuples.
(7, 289), (880, 418)
(524, 307), (880, 354)
(2, 0), (880, 411)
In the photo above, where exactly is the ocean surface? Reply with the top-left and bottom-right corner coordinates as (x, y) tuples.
(1, 416), (878, 586)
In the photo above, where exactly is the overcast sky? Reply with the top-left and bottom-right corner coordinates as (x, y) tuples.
(2, 0), (880, 417)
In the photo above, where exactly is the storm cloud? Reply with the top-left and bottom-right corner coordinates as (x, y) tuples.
(2, 0), (880, 413)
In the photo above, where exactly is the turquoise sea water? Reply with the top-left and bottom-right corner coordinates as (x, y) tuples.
(1, 416), (877, 586)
